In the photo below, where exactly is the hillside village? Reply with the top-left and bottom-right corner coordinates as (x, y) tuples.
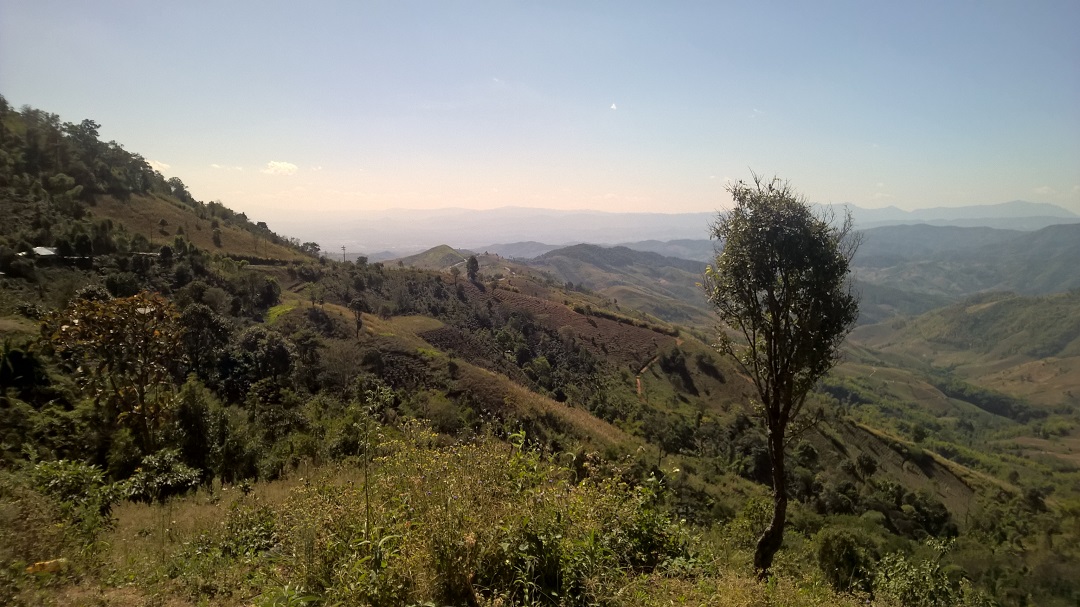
(2, 99), (1080, 606)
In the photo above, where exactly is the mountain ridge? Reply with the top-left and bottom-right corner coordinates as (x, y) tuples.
(314, 200), (1079, 255)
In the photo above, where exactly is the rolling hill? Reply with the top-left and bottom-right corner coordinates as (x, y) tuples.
(526, 244), (713, 327)
(849, 291), (1080, 409)
(391, 244), (470, 271)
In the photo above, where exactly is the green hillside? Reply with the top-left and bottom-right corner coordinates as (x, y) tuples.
(849, 291), (1080, 411)
(526, 244), (714, 327)
(0, 96), (311, 285)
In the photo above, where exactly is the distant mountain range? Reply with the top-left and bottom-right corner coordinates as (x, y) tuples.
(320, 200), (1078, 257)
(830, 200), (1079, 230)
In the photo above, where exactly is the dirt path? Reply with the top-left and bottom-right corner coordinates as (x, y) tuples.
(635, 338), (682, 397)
(636, 355), (660, 397)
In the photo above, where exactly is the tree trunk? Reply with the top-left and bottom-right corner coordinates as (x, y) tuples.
(754, 429), (788, 578)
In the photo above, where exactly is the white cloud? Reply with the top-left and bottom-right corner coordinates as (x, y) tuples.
(872, 192), (893, 200)
(262, 161), (298, 176)
(610, 103), (617, 110)
(148, 160), (170, 172)
(310, 166), (324, 172)
(876, 182), (885, 188)
(211, 163), (244, 171)
(1033, 185), (1056, 195)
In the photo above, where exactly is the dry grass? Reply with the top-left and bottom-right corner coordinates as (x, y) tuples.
(1008, 433), (1080, 466)
(0, 316), (37, 339)
(90, 194), (309, 262)
(609, 570), (867, 607)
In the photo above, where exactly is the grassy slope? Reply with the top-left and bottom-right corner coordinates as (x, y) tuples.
(272, 297), (640, 451)
(90, 194), (309, 262)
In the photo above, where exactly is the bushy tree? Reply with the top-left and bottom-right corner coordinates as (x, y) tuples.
(180, 303), (231, 380)
(43, 291), (185, 453)
(466, 255), (479, 282)
(703, 175), (859, 576)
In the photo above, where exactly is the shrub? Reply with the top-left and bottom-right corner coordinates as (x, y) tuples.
(815, 527), (877, 593)
(28, 459), (121, 540)
(221, 499), (278, 557)
(123, 449), (201, 504)
(873, 539), (990, 607)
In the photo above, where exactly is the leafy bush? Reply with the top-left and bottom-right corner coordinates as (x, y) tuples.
(815, 527), (877, 593)
(221, 499), (278, 557)
(123, 449), (201, 504)
(28, 459), (120, 539)
(873, 540), (990, 607)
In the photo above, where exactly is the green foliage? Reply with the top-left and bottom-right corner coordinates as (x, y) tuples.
(815, 527), (877, 593)
(123, 449), (201, 504)
(704, 174), (859, 574)
(42, 291), (184, 453)
(872, 540), (991, 607)
(221, 498), (278, 557)
(466, 255), (479, 281)
(28, 459), (120, 539)
(0, 339), (53, 406)
(726, 495), (773, 549)
(256, 585), (320, 607)
(267, 423), (693, 606)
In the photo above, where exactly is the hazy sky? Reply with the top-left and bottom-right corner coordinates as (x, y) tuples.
(3, 1), (1079, 229)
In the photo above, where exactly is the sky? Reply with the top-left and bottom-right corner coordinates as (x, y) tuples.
(2, 1), (1079, 231)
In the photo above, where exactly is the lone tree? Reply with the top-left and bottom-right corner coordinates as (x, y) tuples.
(703, 175), (859, 577)
(466, 255), (479, 282)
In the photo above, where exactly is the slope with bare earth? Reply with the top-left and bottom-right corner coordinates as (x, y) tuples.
(269, 298), (638, 450)
(824, 419), (978, 518)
